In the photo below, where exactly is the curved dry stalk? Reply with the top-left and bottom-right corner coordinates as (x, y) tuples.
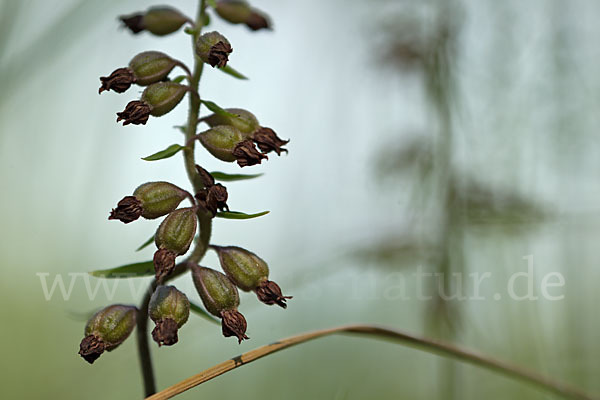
(146, 324), (597, 400)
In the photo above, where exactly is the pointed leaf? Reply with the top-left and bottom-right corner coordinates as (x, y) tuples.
(171, 75), (187, 83)
(210, 171), (263, 182)
(218, 65), (248, 80)
(136, 235), (155, 252)
(200, 100), (239, 118)
(216, 210), (270, 220)
(189, 301), (220, 325)
(174, 125), (187, 134)
(142, 144), (186, 161)
(89, 261), (154, 278)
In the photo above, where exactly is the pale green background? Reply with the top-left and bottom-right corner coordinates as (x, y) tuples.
(1, 0), (599, 399)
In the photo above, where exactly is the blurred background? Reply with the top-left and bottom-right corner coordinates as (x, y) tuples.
(1, 0), (599, 398)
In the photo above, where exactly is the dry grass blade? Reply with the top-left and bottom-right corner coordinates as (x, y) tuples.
(146, 324), (598, 400)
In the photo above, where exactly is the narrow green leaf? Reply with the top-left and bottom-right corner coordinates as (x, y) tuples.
(216, 210), (270, 220)
(171, 75), (187, 83)
(190, 301), (220, 325)
(173, 125), (187, 134)
(200, 100), (239, 118)
(136, 235), (155, 252)
(142, 144), (186, 161)
(218, 65), (248, 80)
(210, 171), (263, 182)
(89, 261), (154, 278)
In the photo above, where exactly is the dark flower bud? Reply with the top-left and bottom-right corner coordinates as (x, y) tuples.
(120, 7), (189, 36)
(201, 108), (259, 137)
(117, 82), (188, 125)
(109, 196), (143, 223)
(232, 139), (268, 167)
(215, 1), (271, 31)
(252, 127), (289, 155)
(154, 207), (197, 281)
(109, 182), (189, 223)
(116, 100), (151, 125)
(196, 31), (233, 68)
(99, 68), (135, 94)
(148, 285), (190, 346)
(191, 265), (249, 343)
(213, 245), (291, 308)
(78, 305), (137, 364)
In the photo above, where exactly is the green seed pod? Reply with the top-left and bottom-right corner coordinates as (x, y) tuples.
(202, 108), (259, 137)
(109, 182), (189, 223)
(78, 305), (137, 364)
(192, 265), (249, 343)
(141, 82), (188, 117)
(120, 7), (189, 36)
(155, 208), (197, 255)
(133, 182), (189, 219)
(215, 1), (271, 31)
(199, 125), (244, 162)
(149, 285), (190, 346)
(129, 51), (178, 86)
(213, 246), (268, 291)
(99, 52), (183, 94)
(215, 1), (252, 24)
(196, 31), (233, 68)
(153, 208), (198, 282)
(213, 246), (291, 308)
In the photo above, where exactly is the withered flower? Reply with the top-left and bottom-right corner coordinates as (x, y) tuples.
(208, 41), (233, 68)
(99, 67), (136, 94)
(109, 196), (143, 223)
(151, 318), (179, 346)
(120, 13), (145, 34)
(252, 127), (289, 155)
(245, 12), (271, 31)
(232, 139), (268, 167)
(194, 165), (229, 216)
(79, 334), (106, 364)
(256, 280), (291, 308)
(116, 100), (151, 125)
(153, 248), (177, 282)
(221, 310), (249, 343)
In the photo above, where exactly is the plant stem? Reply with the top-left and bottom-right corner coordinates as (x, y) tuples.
(137, 281), (158, 396)
(136, 0), (210, 396)
(145, 324), (598, 400)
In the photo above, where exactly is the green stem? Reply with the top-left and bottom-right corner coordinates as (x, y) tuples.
(137, 0), (210, 396)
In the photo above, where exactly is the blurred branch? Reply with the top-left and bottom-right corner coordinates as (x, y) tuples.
(145, 324), (598, 400)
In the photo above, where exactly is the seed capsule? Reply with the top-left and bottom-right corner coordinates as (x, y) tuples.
(215, 1), (271, 31)
(78, 305), (137, 364)
(153, 208), (198, 281)
(148, 286), (190, 346)
(213, 246), (291, 308)
(198, 125), (267, 167)
(109, 182), (188, 223)
(142, 82), (189, 117)
(100, 52), (183, 94)
(120, 6), (189, 36)
(201, 108), (259, 137)
(196, 31), (233, 68)
(116, 82), (188, 125)
(191, 265), (249, 343)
